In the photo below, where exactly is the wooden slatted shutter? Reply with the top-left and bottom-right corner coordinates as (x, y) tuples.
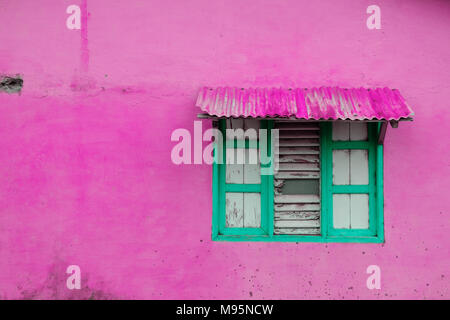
(273, 121), (321, 235)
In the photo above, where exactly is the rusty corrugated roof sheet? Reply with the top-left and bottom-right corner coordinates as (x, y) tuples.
(196, 87), (414, 120)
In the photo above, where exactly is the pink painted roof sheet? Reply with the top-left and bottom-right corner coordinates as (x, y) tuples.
(196, 87), (414, 120)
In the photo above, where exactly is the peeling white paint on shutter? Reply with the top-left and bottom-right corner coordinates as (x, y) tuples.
(274, 203), (320, 211)
(225, 152), (243, 183)
(274, 194), (320, 203)
(276, 147), (320, 155)
(275, 171), (320, 179)
(273, 121), (321, 235)
(225, 192), (244, 227)
(225, 192), (262, 228)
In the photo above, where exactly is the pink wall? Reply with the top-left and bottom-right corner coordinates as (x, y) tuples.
(0, 0), (449, 299)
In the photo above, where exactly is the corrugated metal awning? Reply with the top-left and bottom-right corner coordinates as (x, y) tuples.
(196, 87), (414, 121)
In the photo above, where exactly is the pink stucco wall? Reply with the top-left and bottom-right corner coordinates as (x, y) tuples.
(0, 0), (449, 299)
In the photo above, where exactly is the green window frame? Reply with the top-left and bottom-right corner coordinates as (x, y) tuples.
(216, 120), (272, 237)
(212, 120), (384, 243)
(320, 122), (384, 242)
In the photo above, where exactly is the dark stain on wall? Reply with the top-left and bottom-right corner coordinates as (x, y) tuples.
(16, 261), (117, 300)
(0, 75), (23, 94)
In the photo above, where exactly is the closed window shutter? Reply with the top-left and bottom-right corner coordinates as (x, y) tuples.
(273, 121), (321, 235)
(326, 122), (378, 237)
(218, 119), (270, 236)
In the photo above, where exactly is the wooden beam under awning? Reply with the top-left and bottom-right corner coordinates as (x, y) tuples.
(378, 121), (388, 145)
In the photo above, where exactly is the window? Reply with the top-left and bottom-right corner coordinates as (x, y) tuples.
(212, 119), (384, 243)
(214, 119), (272, 237)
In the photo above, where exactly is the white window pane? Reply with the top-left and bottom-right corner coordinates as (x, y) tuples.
(333, 150), (350, 185)
(225, 192), (261, 229)
(243, 164), (260, 183)
(350, 150), (369, 185)
(244, 193), (261, 228)
(333, 194), (350, 229)
(350, 122), (368, 141)
(333, 122), (368, 141)
(333, 149), (369, 185)
(243, 148), (260, 184)
(226, 118), (244, 129)
(333, 194), (370, 230)
(227, 119), (260, 141)
(244, 119), (260, 141)
(244, 119), (260, 130)
(332, 122), (349, 141)
(350, 194), (369, 229)
(226, 118), (244, 140)
(225, 142), (245, 165)
(225, 193), (244, 227)
(226, 149), (243, 183)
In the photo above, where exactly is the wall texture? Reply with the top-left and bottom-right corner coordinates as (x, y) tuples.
(0, 0), (449, 299)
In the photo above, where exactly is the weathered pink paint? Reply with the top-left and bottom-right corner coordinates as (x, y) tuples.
(196, 87), (414, 120)
(0, 0), (448, 299)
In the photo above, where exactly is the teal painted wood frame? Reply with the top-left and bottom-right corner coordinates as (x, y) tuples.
(214, 119), (272, 236)
(211, 120), (384, 243)
(376, 122), (385, 242)
(321, 122), (383, 241)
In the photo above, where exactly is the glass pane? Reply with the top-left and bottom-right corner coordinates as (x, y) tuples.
(350, 122), (368, 141)
(226, 149), (243, 184)
(244, 119), (259, 140)
(279, 179), (319, 195)
(226, 118), (259, 141)
(243, 148), (260, 184)
(225, 192), (261, 228)
(332, 122), (367, 141)
(225, 192), (243, 227)
(226, 118), (244, 129)
(333, 193), (369, 229)
(332, 122), (349, 141)
(333, 149), (368, 185)
(350, 150), (369, 185)
(244, 193), (261, 228)
(350, 194), (369, 229)
(226, 149), (260, 184)
(333, 150), (350, 185)
(333, 194), (350, 228)
(225, 118), (244, 140)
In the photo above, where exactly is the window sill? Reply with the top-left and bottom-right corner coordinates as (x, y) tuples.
(212, 234), (384, 243)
